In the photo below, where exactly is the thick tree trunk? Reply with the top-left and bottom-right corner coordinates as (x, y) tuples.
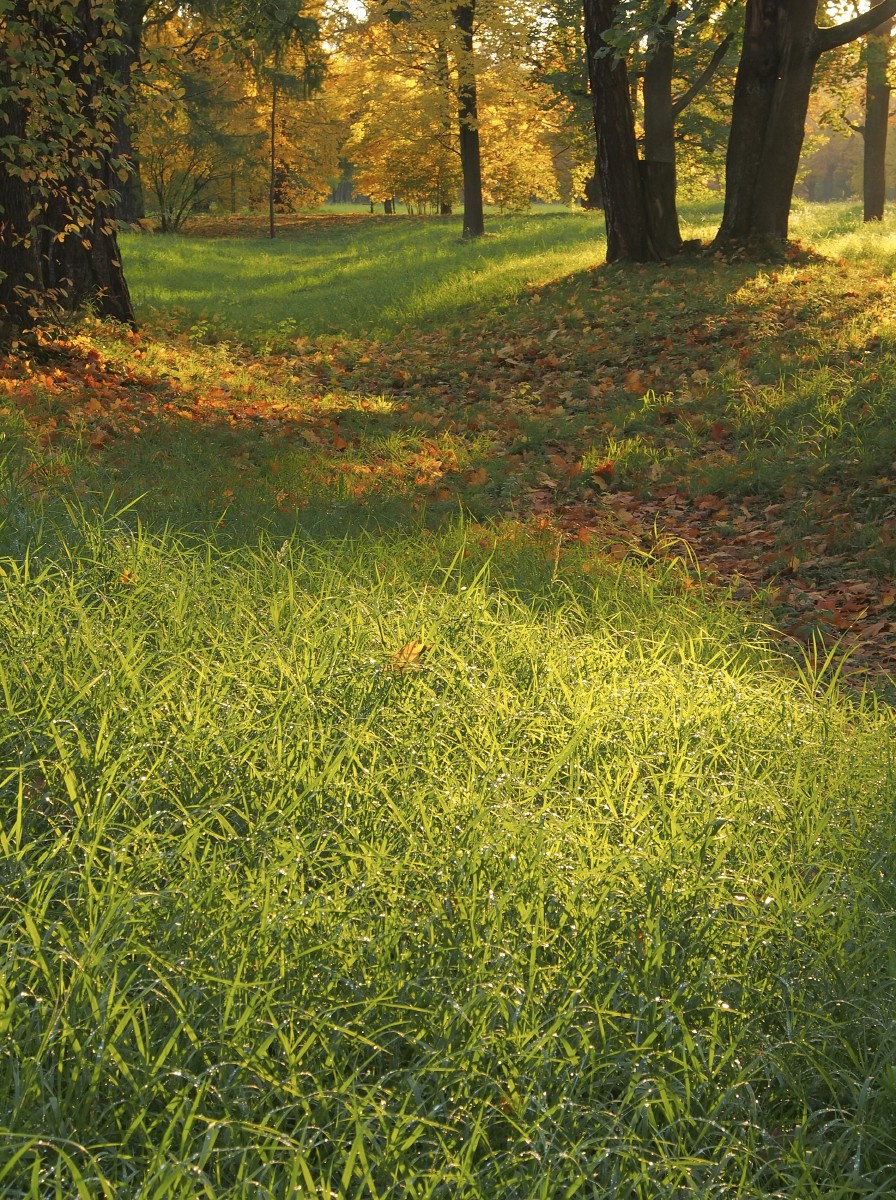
(716, 0), (896, 247)
(716, 0), (818, 245)
(642, 11), (682, 258)
(1, 0), (135, 333)
(453, 1), (485, 238)
(0, 20), (39, 332)
(864, 26), (891, 222)
(583, 0), (657, 261)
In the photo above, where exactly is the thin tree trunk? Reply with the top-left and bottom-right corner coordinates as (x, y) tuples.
(453, 1), (485, 238)
(436, 41), (454, 214)
(864, 26), (891, 221)
(269, 77), (277, 239)
(583, 152), (603, 208)
(583, 0), (656, 261)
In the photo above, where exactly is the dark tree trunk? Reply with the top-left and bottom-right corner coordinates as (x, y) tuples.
(0, 13), (39, 333)
(1, 0), (135, 333)
(583, 0), (657, 261)
(453, 1), (485, 238)
(716, 0), (817, 245)
(111, 1), (148, 223)
(642, 9), (682, 258)
(823, 160), (835, 200)
(716, 0), (896, 247)
(864, 26), (892, 221)
(435, 43), (454, 216)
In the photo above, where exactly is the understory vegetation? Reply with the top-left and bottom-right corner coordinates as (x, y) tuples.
(1, 205), (896, 1196)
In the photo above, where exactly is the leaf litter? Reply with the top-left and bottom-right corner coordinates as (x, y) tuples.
(3, 247), (896, 685)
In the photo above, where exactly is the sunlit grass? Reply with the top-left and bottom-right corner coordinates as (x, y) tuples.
(2, 470), (895, 1195)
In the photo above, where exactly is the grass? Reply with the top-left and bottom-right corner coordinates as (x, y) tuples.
(2, 471), (896, 1196)
(121, 211), (606, 340)
(3, 202), (896, 1194)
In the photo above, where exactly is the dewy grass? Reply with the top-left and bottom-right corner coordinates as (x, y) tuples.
(2, 474), (896, 1196)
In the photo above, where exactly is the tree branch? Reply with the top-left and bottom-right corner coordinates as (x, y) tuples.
(671, 32), (732, 117)
(814, 0), (896, 54)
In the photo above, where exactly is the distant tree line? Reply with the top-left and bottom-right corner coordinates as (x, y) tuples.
(2, 0), (896, 338)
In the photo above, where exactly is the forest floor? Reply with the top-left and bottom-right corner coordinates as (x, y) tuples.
(4, 203), (896, 686)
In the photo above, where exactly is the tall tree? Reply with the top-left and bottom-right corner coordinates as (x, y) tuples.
(581, 0), (733, 260)
(641, 5), (732, 256)
(715, 0), (896, 247)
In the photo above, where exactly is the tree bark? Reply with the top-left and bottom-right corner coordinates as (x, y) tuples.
(453, 1), (485, 238)
(863, 26), (891, 222)
(642, 7), (682, 258)
(716, 0), (896, 248)
(0, 4), (39, 332)
(583, 0), (657, 261)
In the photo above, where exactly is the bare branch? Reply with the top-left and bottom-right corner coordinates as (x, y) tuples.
(814, 0), (896, 54)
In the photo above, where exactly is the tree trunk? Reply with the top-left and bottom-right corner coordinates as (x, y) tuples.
(642, 9), (683, 258)
(269, 78), (277, 239)
(1, 0), (135, 334)
(583, 0), (657, 261)
(453, 1), (485, 238)
(716, 0), (896, 247)
(0, 54), (39, 332)
(864, 26), (892, 221)
(111, 0), (148, 223)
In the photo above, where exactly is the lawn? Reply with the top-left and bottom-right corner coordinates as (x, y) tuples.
(121, 209), (608, 339)
(2, 203), (896, 1196)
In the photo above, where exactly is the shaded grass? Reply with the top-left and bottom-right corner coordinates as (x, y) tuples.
(121, 211), (604, 341)
(2, 467), (896, 1195)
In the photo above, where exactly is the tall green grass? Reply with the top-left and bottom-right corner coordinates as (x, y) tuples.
(2, 468), (895, 1196)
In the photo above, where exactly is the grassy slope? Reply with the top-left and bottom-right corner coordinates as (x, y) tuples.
(2, 204), (896, 1196)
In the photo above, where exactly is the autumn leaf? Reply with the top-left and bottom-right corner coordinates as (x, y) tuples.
(390, 640), (429, 673)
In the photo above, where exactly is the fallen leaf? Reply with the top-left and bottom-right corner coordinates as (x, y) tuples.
(390, 640), (429, 673)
